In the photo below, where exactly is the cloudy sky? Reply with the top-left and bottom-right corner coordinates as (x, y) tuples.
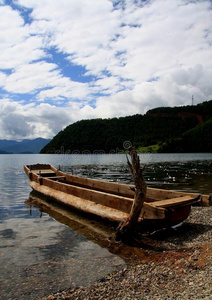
(0, 0), (212, 140)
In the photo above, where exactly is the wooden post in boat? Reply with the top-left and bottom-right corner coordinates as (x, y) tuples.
(115, 147), (147, 242)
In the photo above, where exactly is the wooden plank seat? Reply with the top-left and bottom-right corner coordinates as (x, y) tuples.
(46, 176), (66, 180)
(32, 169), (56, 176)
(151, 195), (201, 208)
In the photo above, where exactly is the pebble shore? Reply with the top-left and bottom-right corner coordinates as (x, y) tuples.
(41, 206), (212, 300)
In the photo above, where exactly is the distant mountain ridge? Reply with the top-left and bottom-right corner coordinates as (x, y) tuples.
(41, 100), (212, 154)
(0, 138), (51, 154)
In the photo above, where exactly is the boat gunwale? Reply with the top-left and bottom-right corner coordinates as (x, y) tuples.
(50, 165), (211, 206)
(24, 164), (209, 209)
(25, 166), (206, 222)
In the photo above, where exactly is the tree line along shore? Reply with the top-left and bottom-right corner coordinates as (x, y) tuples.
(41, 100), (212, 154)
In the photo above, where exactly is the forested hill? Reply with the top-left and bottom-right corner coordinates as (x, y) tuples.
(41, 100), (212, 154)
(158, 117), (212, 153)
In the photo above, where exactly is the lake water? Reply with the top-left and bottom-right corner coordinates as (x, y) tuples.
(0, 153), (212, 299)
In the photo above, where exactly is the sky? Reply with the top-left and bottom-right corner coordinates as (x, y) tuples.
(0, 0), (212, 140)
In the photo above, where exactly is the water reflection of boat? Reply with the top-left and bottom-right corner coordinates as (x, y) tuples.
(25, 194), (155, 261)
(26, 193), (114, 241)
(24, 164), (211, 231)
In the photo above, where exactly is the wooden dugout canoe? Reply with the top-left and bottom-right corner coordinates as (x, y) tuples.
(24, 164), (211, 230)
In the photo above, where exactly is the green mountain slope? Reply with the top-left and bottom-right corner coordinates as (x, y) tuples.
(147, 100), (212, 119)
(159, 118), (212, 153)
(41, 100), (212, 154)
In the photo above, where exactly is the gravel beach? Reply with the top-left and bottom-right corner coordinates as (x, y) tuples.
(41, 206), (212, 300)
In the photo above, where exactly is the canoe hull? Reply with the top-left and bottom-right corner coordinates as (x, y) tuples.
(24, 164), (211, 229)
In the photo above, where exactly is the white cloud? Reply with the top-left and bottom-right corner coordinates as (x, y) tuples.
(3, 60), (91, 101)
(0, 71), (7, 87)
(4, 61), (59, 93)
(3, 112), (36, 137)
(37, 80), (91, 102)
(0, 35), (45, 69)
(0, 5), (30, 63)
(0, 0), (212, 140)
(0, 99), (74, 139)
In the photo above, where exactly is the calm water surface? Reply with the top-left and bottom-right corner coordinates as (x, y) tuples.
(0, 153), (212, 299)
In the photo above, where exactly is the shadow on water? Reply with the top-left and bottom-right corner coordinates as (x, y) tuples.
(1, 192), (127, 300)
(25, 191), (212, 257)
(25, 192), (151, 262)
